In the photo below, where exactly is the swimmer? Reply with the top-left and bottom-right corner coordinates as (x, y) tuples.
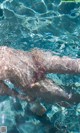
(0, 46), (80, 115)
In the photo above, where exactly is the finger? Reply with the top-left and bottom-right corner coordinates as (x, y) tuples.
(21, 78), (70, 105)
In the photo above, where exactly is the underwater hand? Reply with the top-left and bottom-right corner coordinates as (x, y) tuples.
(0, 46), (80, 99)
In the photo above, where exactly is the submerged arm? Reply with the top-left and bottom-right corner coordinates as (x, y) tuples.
(32, 49), (80, 74)
(48, 56), (80, 74)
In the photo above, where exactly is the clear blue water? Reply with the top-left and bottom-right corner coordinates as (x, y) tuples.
(0, 0), (80, 133)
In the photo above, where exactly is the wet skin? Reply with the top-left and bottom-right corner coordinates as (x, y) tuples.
(0, 46), (80, 115)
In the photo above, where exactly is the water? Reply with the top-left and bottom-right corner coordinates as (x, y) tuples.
(0, 0), (80, 132)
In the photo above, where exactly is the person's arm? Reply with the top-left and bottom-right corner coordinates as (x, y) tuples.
(48, 56), (80, 74)
(32, 49), (80, 74)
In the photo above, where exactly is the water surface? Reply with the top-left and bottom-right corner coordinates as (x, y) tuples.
(0, 0), (80, 132)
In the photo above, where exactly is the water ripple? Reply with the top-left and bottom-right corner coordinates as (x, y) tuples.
(0, 0), (80, 132)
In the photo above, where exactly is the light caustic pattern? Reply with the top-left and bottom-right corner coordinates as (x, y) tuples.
(0, 0), (80, 133)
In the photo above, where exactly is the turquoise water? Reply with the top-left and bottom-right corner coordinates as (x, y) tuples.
(0, 0), (80, 133)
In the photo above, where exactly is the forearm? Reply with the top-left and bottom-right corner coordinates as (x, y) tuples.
(32, 49), (80, 74)
(47, 56), (80, 74)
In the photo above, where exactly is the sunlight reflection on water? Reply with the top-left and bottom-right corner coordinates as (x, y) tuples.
(0, 0), (80, 133)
